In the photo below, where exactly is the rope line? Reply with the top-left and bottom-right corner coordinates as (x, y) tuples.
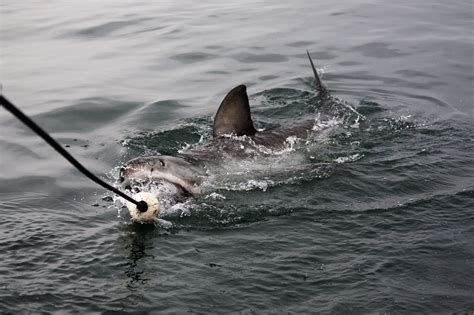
(0, 94), (148, 212)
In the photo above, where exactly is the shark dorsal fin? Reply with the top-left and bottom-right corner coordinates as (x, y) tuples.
(213, 84), (257, 138)
(307, 50), (328, 97)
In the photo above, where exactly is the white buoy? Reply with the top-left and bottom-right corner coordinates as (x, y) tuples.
(125, 192), (160, 222)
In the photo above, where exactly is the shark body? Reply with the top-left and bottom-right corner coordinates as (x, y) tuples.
(120, 51), (339, 197)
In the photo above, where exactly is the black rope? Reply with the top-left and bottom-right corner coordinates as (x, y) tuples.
(0, 94), (148, 212)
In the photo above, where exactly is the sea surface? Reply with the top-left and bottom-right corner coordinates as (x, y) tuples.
(1, 0), (473, 313)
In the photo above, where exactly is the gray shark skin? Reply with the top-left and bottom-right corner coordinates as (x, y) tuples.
(120, 51), (334, 197)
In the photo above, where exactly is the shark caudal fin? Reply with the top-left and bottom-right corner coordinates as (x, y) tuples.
(213, 84), (257, 138)
(306, 50), (328, 97)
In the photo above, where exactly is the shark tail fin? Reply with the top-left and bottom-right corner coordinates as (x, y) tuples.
(306, 50), (328, 96)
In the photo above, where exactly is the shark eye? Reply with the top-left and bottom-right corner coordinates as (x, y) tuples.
(159, 159), (165, 167)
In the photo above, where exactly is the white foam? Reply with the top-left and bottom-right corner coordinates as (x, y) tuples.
(335, 153), (364, 164)
(205, 192), (226, 200)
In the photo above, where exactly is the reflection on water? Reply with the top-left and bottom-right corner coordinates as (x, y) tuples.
(123, 224), (155, 298)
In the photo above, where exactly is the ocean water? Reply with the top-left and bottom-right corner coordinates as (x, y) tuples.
(1, 0), (473, 313)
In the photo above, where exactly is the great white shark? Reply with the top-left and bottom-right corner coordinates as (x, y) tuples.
(120, 51), (349, 197)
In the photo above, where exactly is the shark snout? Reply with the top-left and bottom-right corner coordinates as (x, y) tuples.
(119, 160), (152, 190)
(119, 167), (126, 183)
(119, 167), (133, 190)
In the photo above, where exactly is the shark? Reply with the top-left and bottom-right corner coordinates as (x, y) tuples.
(119, 51), (350, 198)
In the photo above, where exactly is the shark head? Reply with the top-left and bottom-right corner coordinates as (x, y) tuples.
(119, 155), (206, 197)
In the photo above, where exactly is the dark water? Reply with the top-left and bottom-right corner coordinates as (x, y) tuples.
(1, 0), (473, 313)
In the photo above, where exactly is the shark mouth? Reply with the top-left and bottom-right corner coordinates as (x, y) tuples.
(120, 170), (201, 198)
